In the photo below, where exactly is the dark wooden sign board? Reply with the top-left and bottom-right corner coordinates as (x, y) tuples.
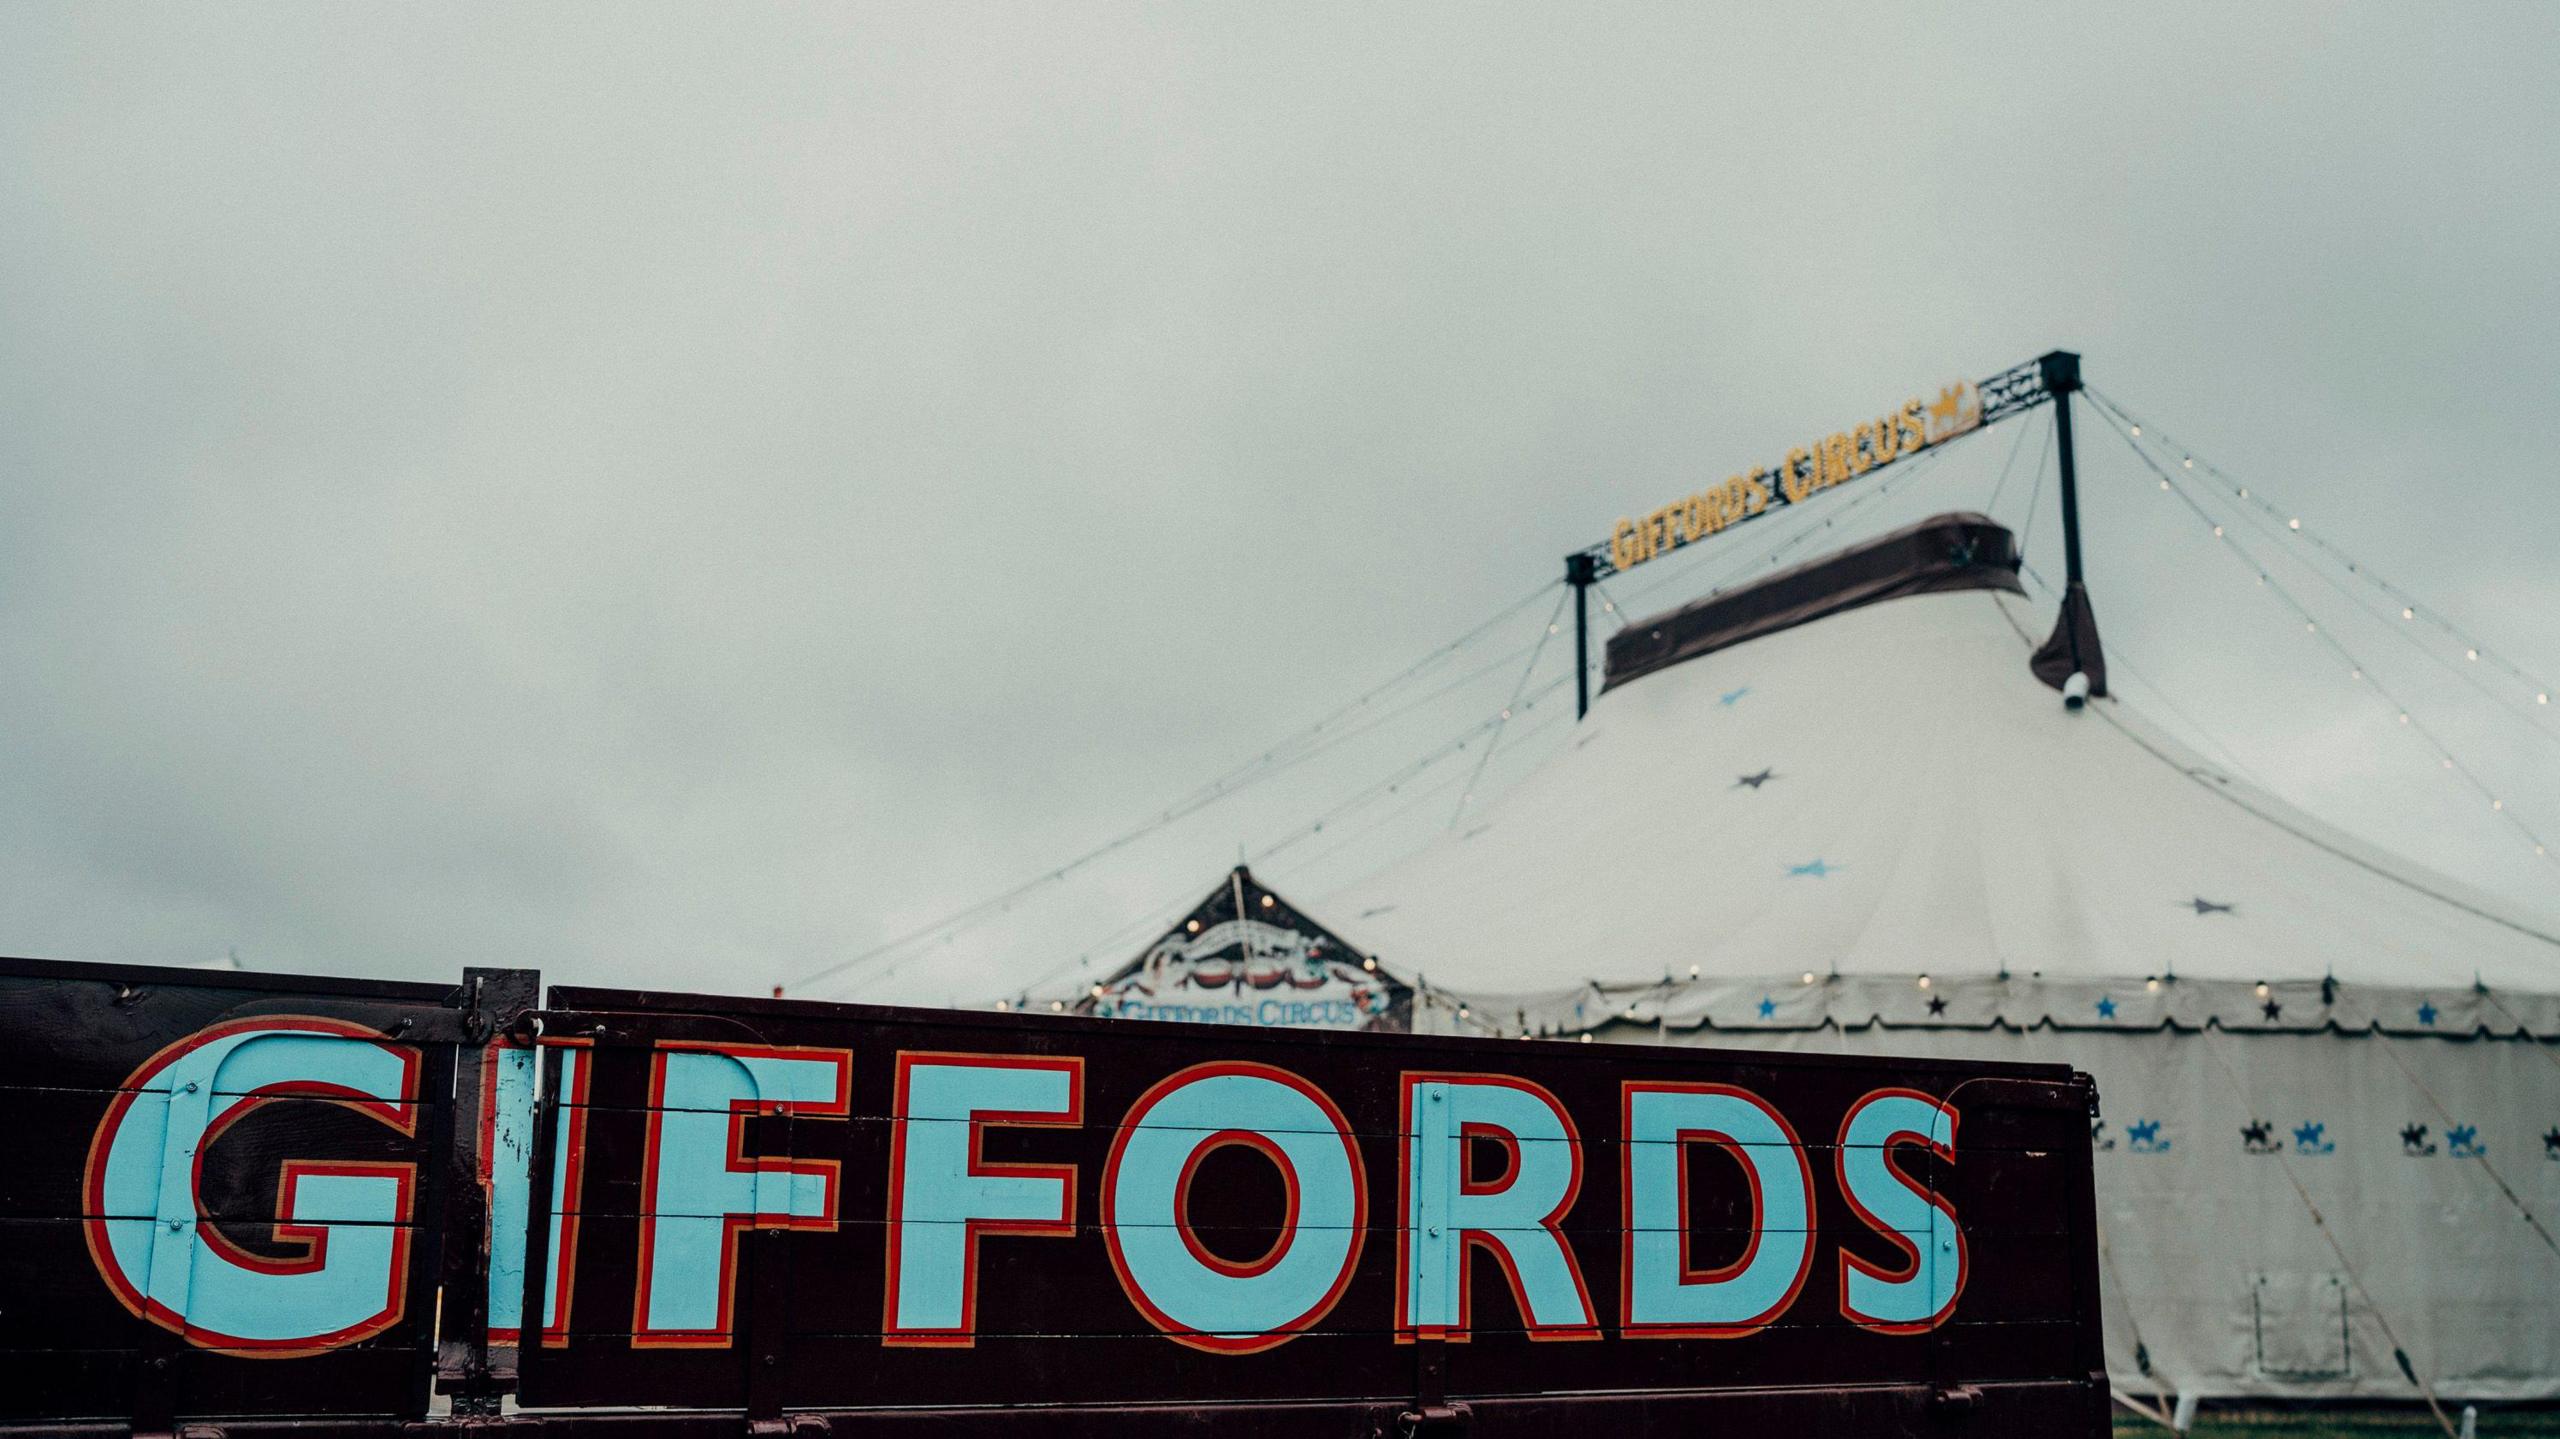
(0, 957), (2106, 1438)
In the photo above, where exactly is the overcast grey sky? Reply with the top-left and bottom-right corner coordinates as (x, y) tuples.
(4, 4), (2556, 1006)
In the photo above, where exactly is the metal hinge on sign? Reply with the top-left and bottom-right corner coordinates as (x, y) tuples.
(1930, 1383), (1984, 1418)
(1398, 1402), (1471, 1437)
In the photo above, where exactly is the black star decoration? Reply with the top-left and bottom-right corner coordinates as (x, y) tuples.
(2401, 1123), (2430, 1148)
(2242, 1121), (2271, 1146)
(2261, 997), (2283, 1021)
(1926, 995), (1947, 1016)
(2543, 1127), (2560, 1157)
(2191, 897), (2234, 916)
(1735, 768), (1777, 789)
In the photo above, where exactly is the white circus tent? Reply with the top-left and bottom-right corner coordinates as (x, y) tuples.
(1323, 512), (2560, 1410)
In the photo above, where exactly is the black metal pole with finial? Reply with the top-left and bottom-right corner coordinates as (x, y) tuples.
(1564, 550), (1596, 718)
(2041, 350), (2085, 587)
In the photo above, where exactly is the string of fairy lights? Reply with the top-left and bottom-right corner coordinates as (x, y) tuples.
(2086, 389), (2558, 725)
(784, 580), (1564, 996)
(1451, 589), (1571, 826)
(993, 673), (1578, 1008)
(2080, 395), (2557, 868)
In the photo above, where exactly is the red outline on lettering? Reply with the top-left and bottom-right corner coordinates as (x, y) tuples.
(1101, 1061), (1366, 1355)
(78, 1015), (421, 1357)
(630, 1042), (851, 1349)
(1617, 1080), (1815, 1340)
(1834, 1087), (1967, 1335)
(880, 1051), (1083, 1348)
(1173, 1130), (1299, 1279)
(538, 1037), (592, 1348)
(1394, 1072), (1598, 1343)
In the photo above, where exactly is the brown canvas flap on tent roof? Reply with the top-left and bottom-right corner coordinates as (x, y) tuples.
(1601, 511), (2024, 693)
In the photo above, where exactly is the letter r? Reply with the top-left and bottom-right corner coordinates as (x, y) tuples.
(1398, 1074), (1595, 1338)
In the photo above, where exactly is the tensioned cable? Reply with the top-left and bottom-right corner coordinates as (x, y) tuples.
(2195, 1028), (2458, 1438)
(2014, 413), (2056, 559)
(850, 638), (1559, 995)
(2087, 388), (2559, 723)
(2369, 1038), (2559, 1260)
(1998, 555), (2560, 951)
(1979, 402), (2043, 523)
(788, 581), (1561, 996)
(2089, 404), (2558, 870)
(2014, 561), (2270, 789)
(2477, 991), (2560, 1071)
(1450, 589), (1570, 828)
(1294, 707), (1571, 890)
(2087, 394), (2560, 753)
(995, 675), (1574, 1003)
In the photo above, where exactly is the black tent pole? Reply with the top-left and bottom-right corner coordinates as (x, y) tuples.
(2040, 349), (2085, 588)
(1564, 551), (1596, 718)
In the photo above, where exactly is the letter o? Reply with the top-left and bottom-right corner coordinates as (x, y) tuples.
(1102, 1063), (1365, 1353)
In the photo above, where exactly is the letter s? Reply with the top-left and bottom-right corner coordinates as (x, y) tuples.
(1836, 1088), (1964, 1333)
(84, 1017), (421, 1354)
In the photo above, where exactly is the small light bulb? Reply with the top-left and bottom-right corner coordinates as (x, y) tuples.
(1801, 971), (1817, 985)
(2443, 758), (2455, 769)
(1090, 984), (1105, 998)
(2305, 621), (2316, 632)
(1578, 1033), (1593, 1044)
(2212, 525), (2224, 537)
(2183, 457), (2194, 469)
(2239, 487), (2248, 498)
(1049, 1000), (1064, 1012)
(2254, 982), (2270, 998)
(2351, 668), (2362, 680)
(1362, 956), (1377, 972)
(995, 999), (1010, 1011)
(2399, 712), (2410, 724)
(1548, 623), (1558, 634)
(1916, 974), (1932, 990)
(1186, 919), (1201, 933)
(2129, 425), (2141, 436)
(2490, 798), (2502, 811)
(1458, 1005), (1470, 1018)
(1688, 963), (1701, 978)
(2402, 608), (2414, 620)
(1499, 708), (1511, 720)
(2538, 693), (2550, 705)
(2159, 478), (2170, 491)
(1260, 894), (1274, 908)
(2466, 648), (2479, 661)
(1602, 602), (1614, 613)
(2145, 977), (2161, 993)
(2288, 518), (2301, 531)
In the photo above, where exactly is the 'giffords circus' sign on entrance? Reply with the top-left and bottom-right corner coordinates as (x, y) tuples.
(0, 955), (2107, 1437)
(1068, 867), (1411, 1032)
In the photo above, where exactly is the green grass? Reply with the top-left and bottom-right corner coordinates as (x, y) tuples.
(2118, 1412), (2560, 1438)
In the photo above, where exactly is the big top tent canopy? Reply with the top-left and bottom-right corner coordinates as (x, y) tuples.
(1317, 510), (2560, 1408)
